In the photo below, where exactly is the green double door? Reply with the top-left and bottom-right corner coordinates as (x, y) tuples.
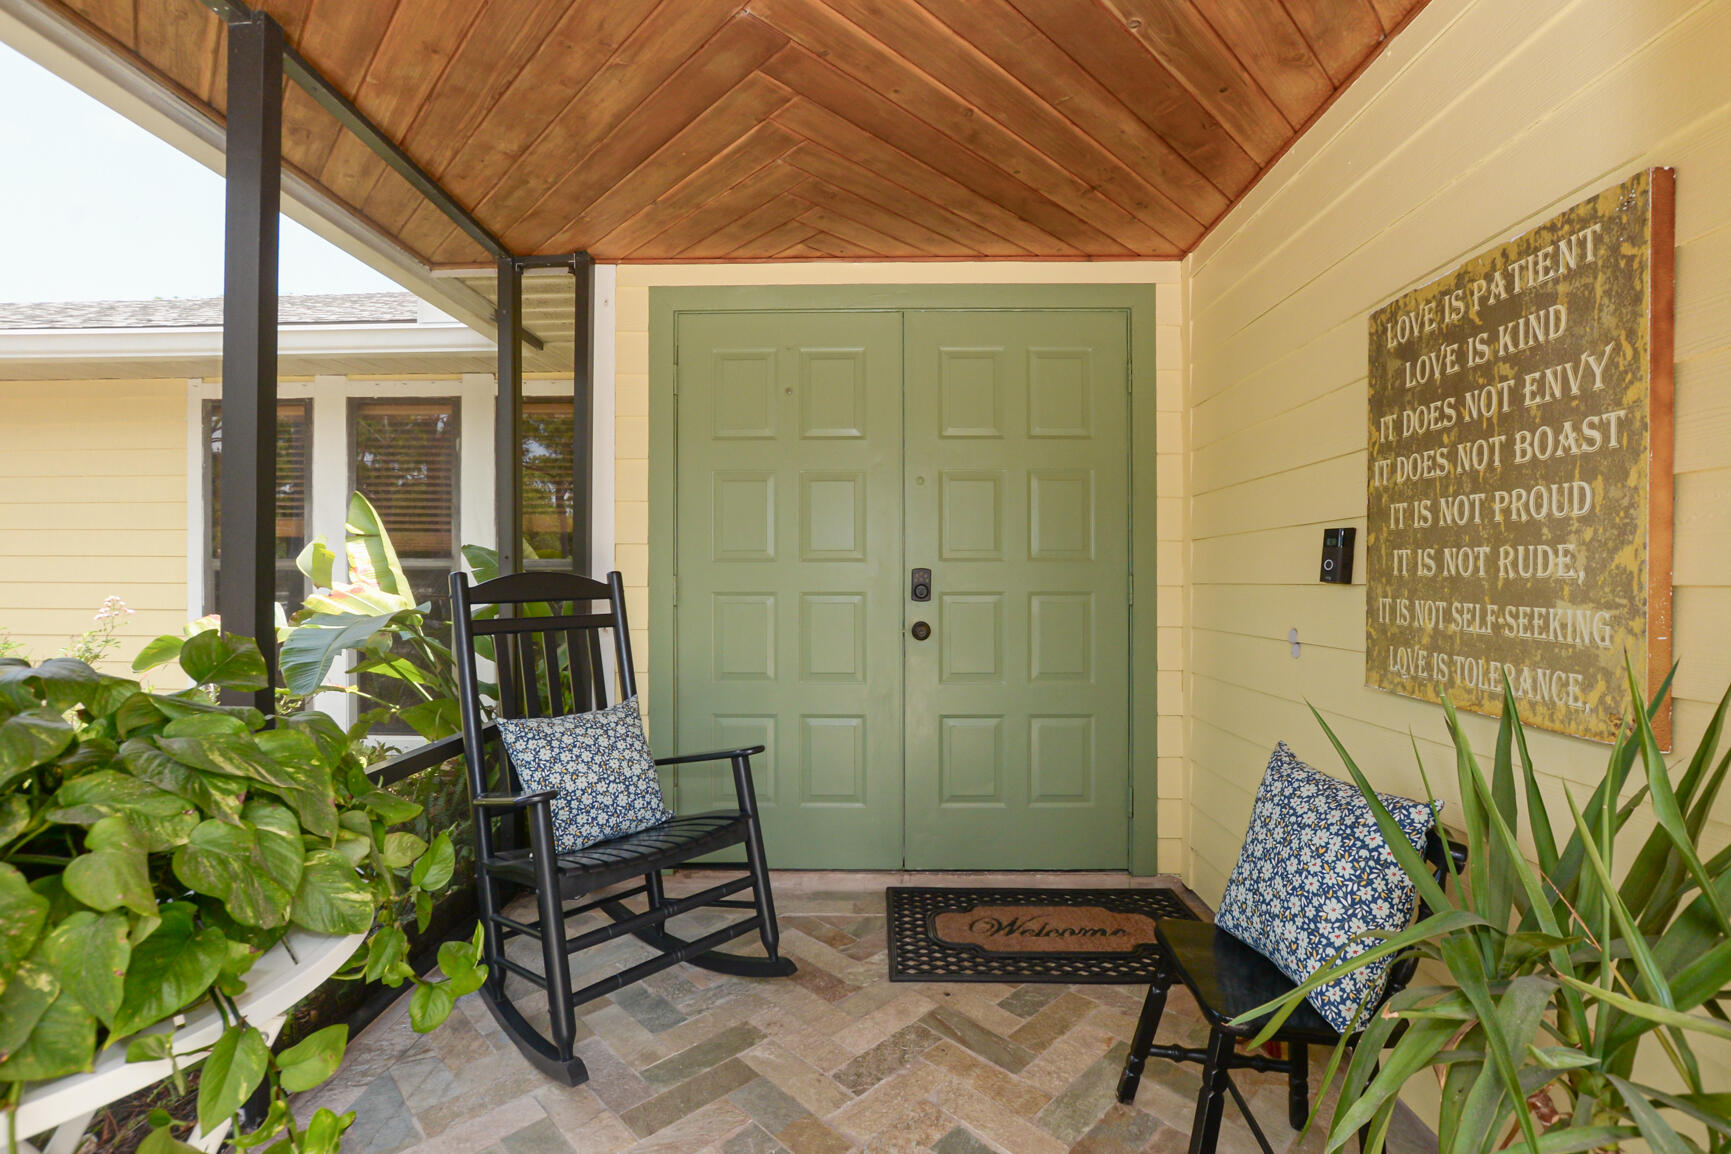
(670, 307), (1130, 869)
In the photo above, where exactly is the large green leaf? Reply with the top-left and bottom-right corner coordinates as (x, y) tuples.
(282, 710), (351, 770)
(278, 609), (416, 696)
(296, 537), (340, 591)
(1608, 1075), (1694, 1154)
(39, 910), (130, 1027)
(276, 1024), (348, 1093)
(1623, 1083), (1731, 1139)
(138, 1123), (203, 1154)
(0, 990), (96, 1082)
(252, 729), (334, 793)
(299, 1108), (353, 1154)
(410, 832), (456, 891)
(292, 850), (375, 935)
(351, 786), (422, 825)
(110, 903), (227, 1039)
(1238, 908), (1486, 1045)
(196, 1025), (270, 1136)
(1558, 975), (1731, 1041)
(344, 492), (413, 598)
(120, 737), (247, 825)
(1452, 974), (1556, 1154)
(461, 543), (501, 583)
(0, 657), (100, 712)
(437, 928), (488, 999)
(0, 862), (49, 970)
(156, 732), (288, 787)
(0, 961), (58, 1063)
(0, 708), (75, 788)
(380, 831), (427, 870)
(64, 816), (159, 917)
(1564, 788), (1675, 1009)
(162, 712), (253, 741)
(361, 926), (410, 984)
(273, 785), (340, 841)
(1627, 666), (1731, 936)
(398, 698), (461, 740)
(113, 692), (171, 738)
(0, 794), (30, 846)
(172, 820), (294, 929)
(130, 634), (187, 675)
(47, 770), (199, 837)
(178, 631), (269, 692)
(243, 799), (305, 894)
(1434, 932), (1544, 1154)
(1624, 681), (1730, 924)
(408, 979), (454, 1034)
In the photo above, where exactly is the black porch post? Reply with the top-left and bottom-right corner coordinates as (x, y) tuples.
(496, 257), (523, 577)
(571, 254), (594, 575)
(219, 13), (283, 711)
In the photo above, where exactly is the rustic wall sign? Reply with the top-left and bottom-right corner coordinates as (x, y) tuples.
(1365, 169), (1675, 745)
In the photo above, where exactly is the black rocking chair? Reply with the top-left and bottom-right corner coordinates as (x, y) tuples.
(1116, 828), (1463, 1154)
(449, 568), (796, 1086)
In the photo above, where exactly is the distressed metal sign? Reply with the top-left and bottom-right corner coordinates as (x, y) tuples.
(1365, 169), (1675, 745)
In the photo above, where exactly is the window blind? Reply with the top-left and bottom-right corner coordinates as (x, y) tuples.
(350, 400), (460, 561)
(521, 399), (574, 561)
(205, 399), (311, 615)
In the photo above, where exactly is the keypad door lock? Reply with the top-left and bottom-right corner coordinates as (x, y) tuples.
(911, 567), (932, 602)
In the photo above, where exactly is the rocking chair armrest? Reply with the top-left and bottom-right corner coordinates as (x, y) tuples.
(472, 789), (557, 810)
(653, 746), (766, 767)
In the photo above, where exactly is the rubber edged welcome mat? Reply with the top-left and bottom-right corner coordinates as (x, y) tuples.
(886, 886), (1201, 983)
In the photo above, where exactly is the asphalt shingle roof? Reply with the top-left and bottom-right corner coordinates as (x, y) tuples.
(0, 292), (421, 330)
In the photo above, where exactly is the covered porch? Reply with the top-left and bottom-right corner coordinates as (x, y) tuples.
(2, 0), (1729, 1150)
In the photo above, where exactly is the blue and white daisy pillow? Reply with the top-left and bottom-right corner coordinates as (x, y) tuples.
(495, 697), (673, 853)
(1215, 742), (1438, 1032)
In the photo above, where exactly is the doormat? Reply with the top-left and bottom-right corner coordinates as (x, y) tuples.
(886, 886), (1201, 983)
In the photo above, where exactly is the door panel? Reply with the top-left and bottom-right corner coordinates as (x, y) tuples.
(902, 311), (1130, 869)
(674, 311), (904, 868)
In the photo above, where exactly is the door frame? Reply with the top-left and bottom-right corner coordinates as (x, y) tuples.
(648, 283), (1161, 874)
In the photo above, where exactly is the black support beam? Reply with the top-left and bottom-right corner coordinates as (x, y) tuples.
(218, 12), (283, 711)
(198, 0), (509, 263)
(495, 257), (524, 577)
(571, 254), (595, 575)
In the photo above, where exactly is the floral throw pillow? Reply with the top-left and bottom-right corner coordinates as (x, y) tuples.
(1215, 742), (1438, 1033)
(495, 697), (673, 853)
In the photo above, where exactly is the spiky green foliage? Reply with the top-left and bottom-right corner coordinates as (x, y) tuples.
(1237, 666), (1731, 1154)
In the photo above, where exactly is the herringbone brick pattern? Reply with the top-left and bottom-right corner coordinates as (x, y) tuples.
(294, 871), (1360, 1154)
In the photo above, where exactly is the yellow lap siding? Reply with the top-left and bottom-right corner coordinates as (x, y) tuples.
(0, 378), (188, 674)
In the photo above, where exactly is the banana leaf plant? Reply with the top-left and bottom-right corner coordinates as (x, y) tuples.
(136, 495), (472, 741)
(1235, 665), (1731, 1154)
(0, 639), (484, 1153)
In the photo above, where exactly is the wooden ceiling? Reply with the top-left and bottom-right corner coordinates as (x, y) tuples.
(47, 0), (1427, 264)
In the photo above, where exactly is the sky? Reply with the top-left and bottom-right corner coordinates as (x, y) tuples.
(0, 40), (401, 303)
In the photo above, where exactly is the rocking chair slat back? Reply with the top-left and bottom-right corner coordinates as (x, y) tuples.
(446, 567), (795, 1089)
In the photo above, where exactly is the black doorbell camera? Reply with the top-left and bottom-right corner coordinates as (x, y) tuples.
(1320, 527), (1355, 584)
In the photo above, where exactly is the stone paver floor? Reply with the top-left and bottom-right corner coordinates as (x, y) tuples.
(294, 870), (1399, 1154)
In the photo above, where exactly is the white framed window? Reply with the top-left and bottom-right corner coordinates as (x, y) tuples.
(188, 373), (579, 725)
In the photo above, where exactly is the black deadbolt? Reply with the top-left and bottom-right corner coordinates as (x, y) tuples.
(911, 567), (932, 602)
(910, 621), (932, 641)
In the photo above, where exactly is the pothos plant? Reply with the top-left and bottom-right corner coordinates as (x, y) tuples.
(0, 635), (485, 1153)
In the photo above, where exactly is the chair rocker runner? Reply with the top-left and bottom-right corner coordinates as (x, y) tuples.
(450, 569), (796, 1086)
(1116, 829), (1462, 1154)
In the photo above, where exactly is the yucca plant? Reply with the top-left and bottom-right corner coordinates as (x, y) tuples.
(1238, 666), (1731, 1154)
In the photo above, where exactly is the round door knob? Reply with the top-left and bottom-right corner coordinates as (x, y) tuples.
(910, 621), (932, 641)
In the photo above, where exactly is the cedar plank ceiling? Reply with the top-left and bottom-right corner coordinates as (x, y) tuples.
(47, 0), (1428, 264)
